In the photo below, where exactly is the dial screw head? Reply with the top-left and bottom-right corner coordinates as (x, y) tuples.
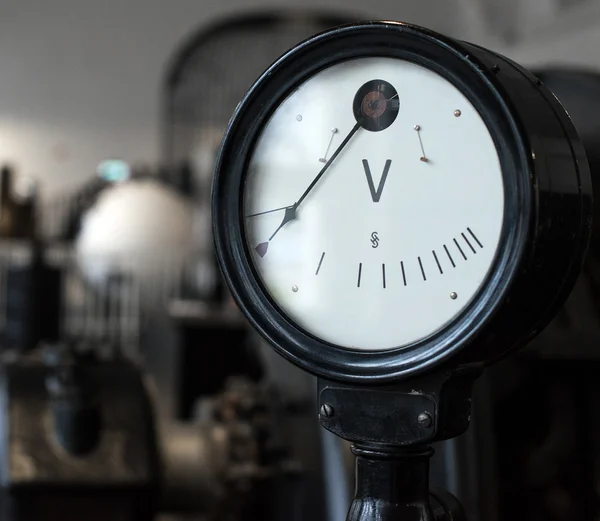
(418, 412), (432, 428)
(450, 292), (458, 300)
(296, 115), (303, 121)
(454, 109), (462, 117)
(320, 403), (335, 418)
(292, 285), (299, 293)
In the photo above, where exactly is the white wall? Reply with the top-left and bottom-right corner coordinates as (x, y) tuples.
(1, 0), (598, 198)
(510, 0), (600, 68)
(0, 0), (492, 198)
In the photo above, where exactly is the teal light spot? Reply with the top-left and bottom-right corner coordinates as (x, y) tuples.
(97, 160), (130, 183)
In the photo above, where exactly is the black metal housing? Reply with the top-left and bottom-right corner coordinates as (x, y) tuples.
(212, 21), (592, 384)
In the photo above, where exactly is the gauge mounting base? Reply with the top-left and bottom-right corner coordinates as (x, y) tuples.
(318, 371), (478, 521)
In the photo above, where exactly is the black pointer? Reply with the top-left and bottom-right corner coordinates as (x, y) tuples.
(248, 119), (367, 221)
(246, 205), (290, 218)
(266, 120), (363, 243)
(269, 205), (297, 241)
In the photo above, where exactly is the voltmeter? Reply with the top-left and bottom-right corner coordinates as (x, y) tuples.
(212, 21), (592, 521)
(213, 21), (591, 382)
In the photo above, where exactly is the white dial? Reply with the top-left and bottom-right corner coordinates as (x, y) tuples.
(243, 57), (504, 351)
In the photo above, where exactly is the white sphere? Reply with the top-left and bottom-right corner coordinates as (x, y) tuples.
(75, 180), (194, 296)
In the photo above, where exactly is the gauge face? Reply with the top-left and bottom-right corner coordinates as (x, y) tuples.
(242, 57), (504, 351)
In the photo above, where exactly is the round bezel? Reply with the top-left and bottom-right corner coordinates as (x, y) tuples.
(212, 21), (532, 383)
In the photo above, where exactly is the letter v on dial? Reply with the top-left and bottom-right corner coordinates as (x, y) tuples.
(363, 159), (392, 202)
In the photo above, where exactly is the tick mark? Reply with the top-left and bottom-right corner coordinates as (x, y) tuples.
(453, 238), (467, 260)
(418, 257), (427, 281)
(462, 232), (476, 253)
(316, 252), (325, 275)
(467, 227), (483, 248)
(443, 245), (455, 267)
(401, 261), (407, 286)
(357, 263), (362, 288)
(382, 264), (387, 289)
(432, 250), (443, 274)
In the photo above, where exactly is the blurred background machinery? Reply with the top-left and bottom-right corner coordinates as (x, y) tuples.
(0, 160), (327, 521)
(0, 12), (362, 521)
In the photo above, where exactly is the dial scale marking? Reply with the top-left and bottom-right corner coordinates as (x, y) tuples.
(342, 227), (483, 289)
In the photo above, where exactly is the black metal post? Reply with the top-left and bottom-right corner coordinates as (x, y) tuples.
(348, 444), (435, 521)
